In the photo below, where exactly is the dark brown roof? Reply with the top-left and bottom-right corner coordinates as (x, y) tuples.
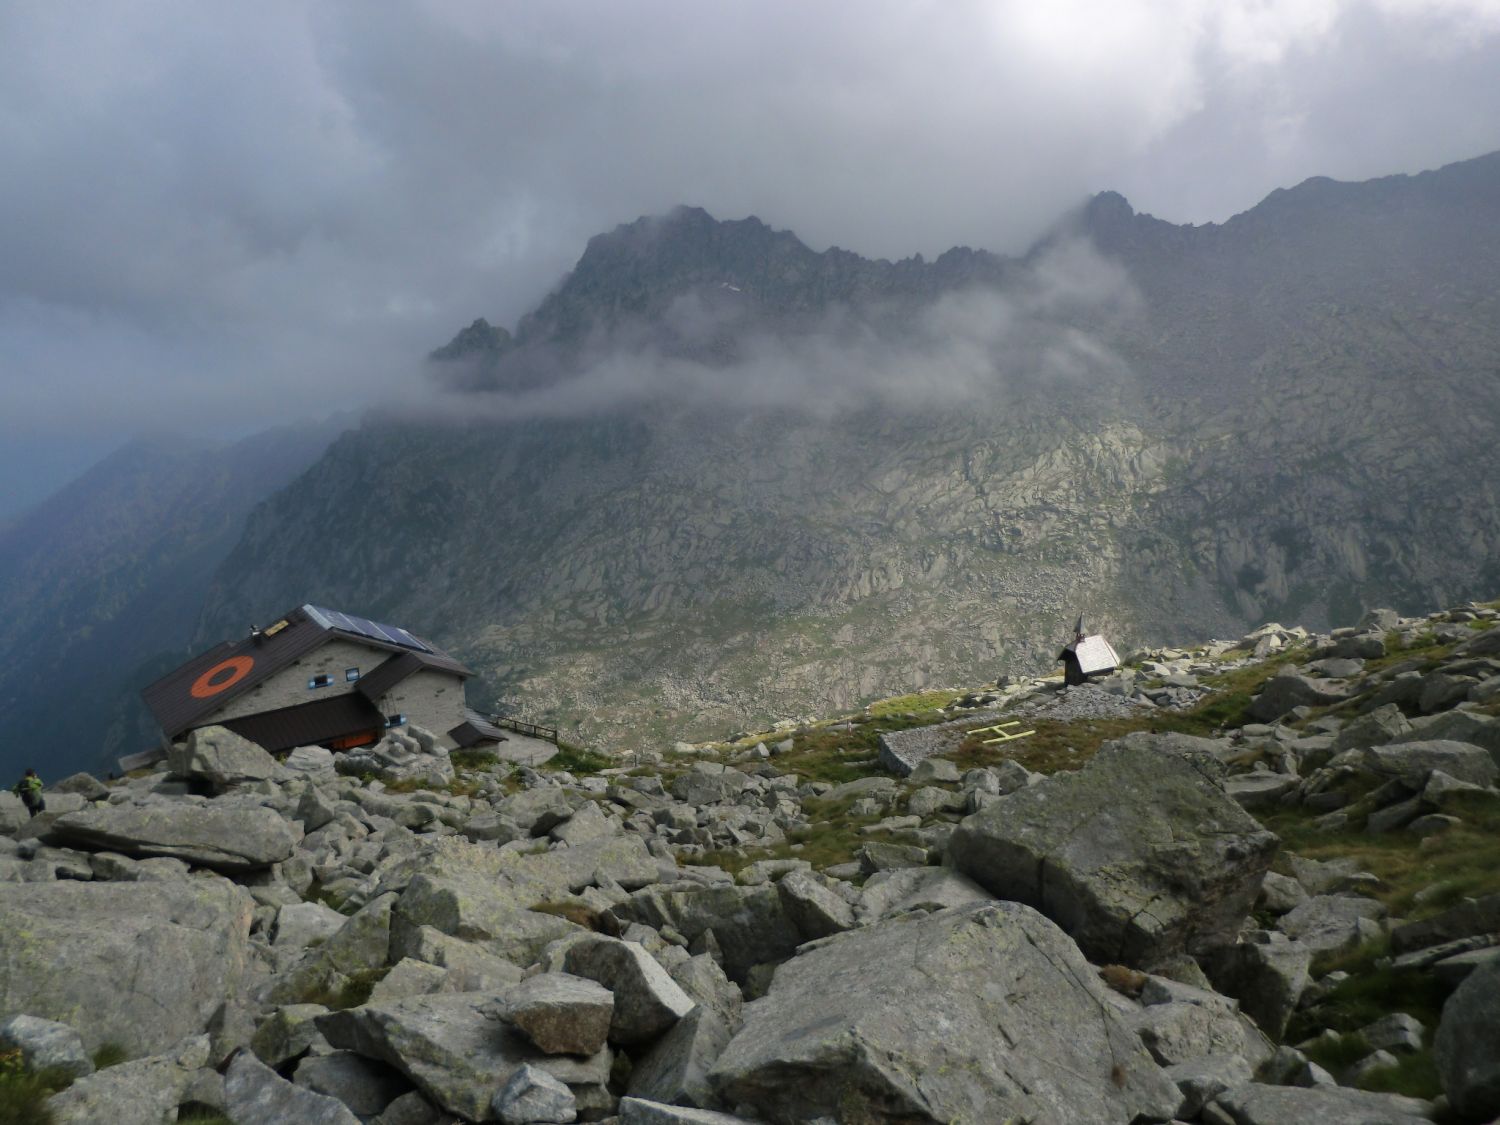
(355, 649), (471, 703)
(448, 716), (508, 748)
(222, 693), (384, 754)
(142, 603), (472, 740)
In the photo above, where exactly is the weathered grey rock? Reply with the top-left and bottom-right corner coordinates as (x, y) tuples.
(493, 1062), (578, 1124)
(617, 1097), (750, 1123)
(1435, 957), (1500, 1120)
(1391, 707), (1500, 760)
(168, 725), (283, 788)
(46, 1038), (208, 1125)
(316, 993), (611, 1122)
(948, 740), (1278, 966)
(626, 1004), (735, 1110)
(225, 1049), (361, 1125)
(1126, 1000), (1269, 1069)
(294, 1051), (411, 1117)
(1210, 1082), (1433, 1124)
(0, 1014), (93, 1079)
(671, 764), (750, 806)
(250, 1004), (331, 1067)
(369, 957), (451, 1003)
(1248, 674), (1352, 723)
(1286, 854), (1362, 895)
(1166, 1054), (1254, 1119)
(1359, 1012), (1424, 1053)
(51, 803), (298, 871)
(709, 901), (1180, 1124)
(1332, 704), (1412, 752)
(906, 785), (964, 817)
(549, 801), (620, 845)
(502, 972), (615, 1056)
(391, 924), (526, 991)
(339, 735), (455, 788)
(0, 877), (252, 1054)
(284, 745), (339, 779)
(1359, 740), (1498, 787)
(273, 892), (399, 1006)
(563, 935), (696, 1045)
(496, 788), (579, 836)
(50, 772), (110, 800)
(856, 865), (992, 923)
(275, 900), (349, 949)
(1391, 891), (1500, 955)
(1275, 895), (1386, 953)
(856, 840), (928, 874)
(775, 870), (855, 938)
(611, 884), (803, 984)
(1256, 872), (1308, 916)
(1203, 937), (1311, 1038)
(1225, 773), (1300, 809)
(909, 757), (962, 784)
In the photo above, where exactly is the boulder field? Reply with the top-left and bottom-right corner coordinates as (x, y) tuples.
(0, 602), (1498, 1122)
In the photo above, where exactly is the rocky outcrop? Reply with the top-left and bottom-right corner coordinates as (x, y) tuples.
(709, 900), (1182, 1124)
(0, 878), (253, 1055)
(50, 803), (298, 871)
(947, 739), (1279, 966)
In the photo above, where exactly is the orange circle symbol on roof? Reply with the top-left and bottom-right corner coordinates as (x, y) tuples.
(190, 655), (255, 699)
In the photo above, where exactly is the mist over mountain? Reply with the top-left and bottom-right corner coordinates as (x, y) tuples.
(173, 152), (1500, 753)
(0, 421), (345, 779)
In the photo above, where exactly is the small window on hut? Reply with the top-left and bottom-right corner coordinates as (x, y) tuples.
(308, 674), (333, 689)
(385, 713), (406, 728)
(345, 667), (360, 683)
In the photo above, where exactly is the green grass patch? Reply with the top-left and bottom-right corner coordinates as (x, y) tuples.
(1259, 789), (1500, 920)
(450, 748), (500, 771)
(178, 1110), (235, 1125)
(866, 691), (958, 718)
(89, 1043), (128, 1070)
(546, 741), (613, 775)
(1361, 1048), (1442, 1100)
(0, 1048), (68, 1125)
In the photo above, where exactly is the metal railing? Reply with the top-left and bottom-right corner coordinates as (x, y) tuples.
(491, 715), (560, 744)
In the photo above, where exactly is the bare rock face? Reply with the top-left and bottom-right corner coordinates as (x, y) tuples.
(562, 936), (696, 1046)
(0, 879), (253, 1055)
(168, 725), (283, 790)
(50, 803), (299, 871)
(224, 1050), (361, 1125)
(947, 740), (1278, 967)
(316, 992), (611, 1122)
(1435, 957), (1500, 1120)
(500, 972), (615, 1056)
(708, 901), (1181, 1125)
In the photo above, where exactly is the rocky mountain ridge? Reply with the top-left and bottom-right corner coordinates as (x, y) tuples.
(194, 151), (1500, 753)
(2, 596), (1499, 1122)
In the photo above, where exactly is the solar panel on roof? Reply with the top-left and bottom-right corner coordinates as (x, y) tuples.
(306, 605), (431, 653)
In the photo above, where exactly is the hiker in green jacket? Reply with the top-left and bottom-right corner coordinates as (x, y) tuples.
(12, 768), (44, 817)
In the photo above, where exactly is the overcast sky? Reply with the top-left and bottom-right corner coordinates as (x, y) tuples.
(3, 0), (1499, 515)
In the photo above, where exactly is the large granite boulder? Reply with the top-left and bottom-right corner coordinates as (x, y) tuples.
(947, 740), (1278, 966)
(708, 901), (1180, 1124)
(1435, 957), (1500, 1120)
(168, 725), (283, 789)
(610, 884), (803, 984)
(1248, 673), (1353, 723)
(45, 1036), (212, 1125)
(562, 936), (696, 1045)
(50, 803), (299, 871)
(224, 1049), (361, 1125)
(1358, 740), (1498, 787)
(317, 992), (611, 1122)
(0, 878), (253, 1055)
(1210, 1082), (1433, 1123)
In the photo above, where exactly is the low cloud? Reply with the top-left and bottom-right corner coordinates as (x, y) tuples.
(401, 238), (1142, 424)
